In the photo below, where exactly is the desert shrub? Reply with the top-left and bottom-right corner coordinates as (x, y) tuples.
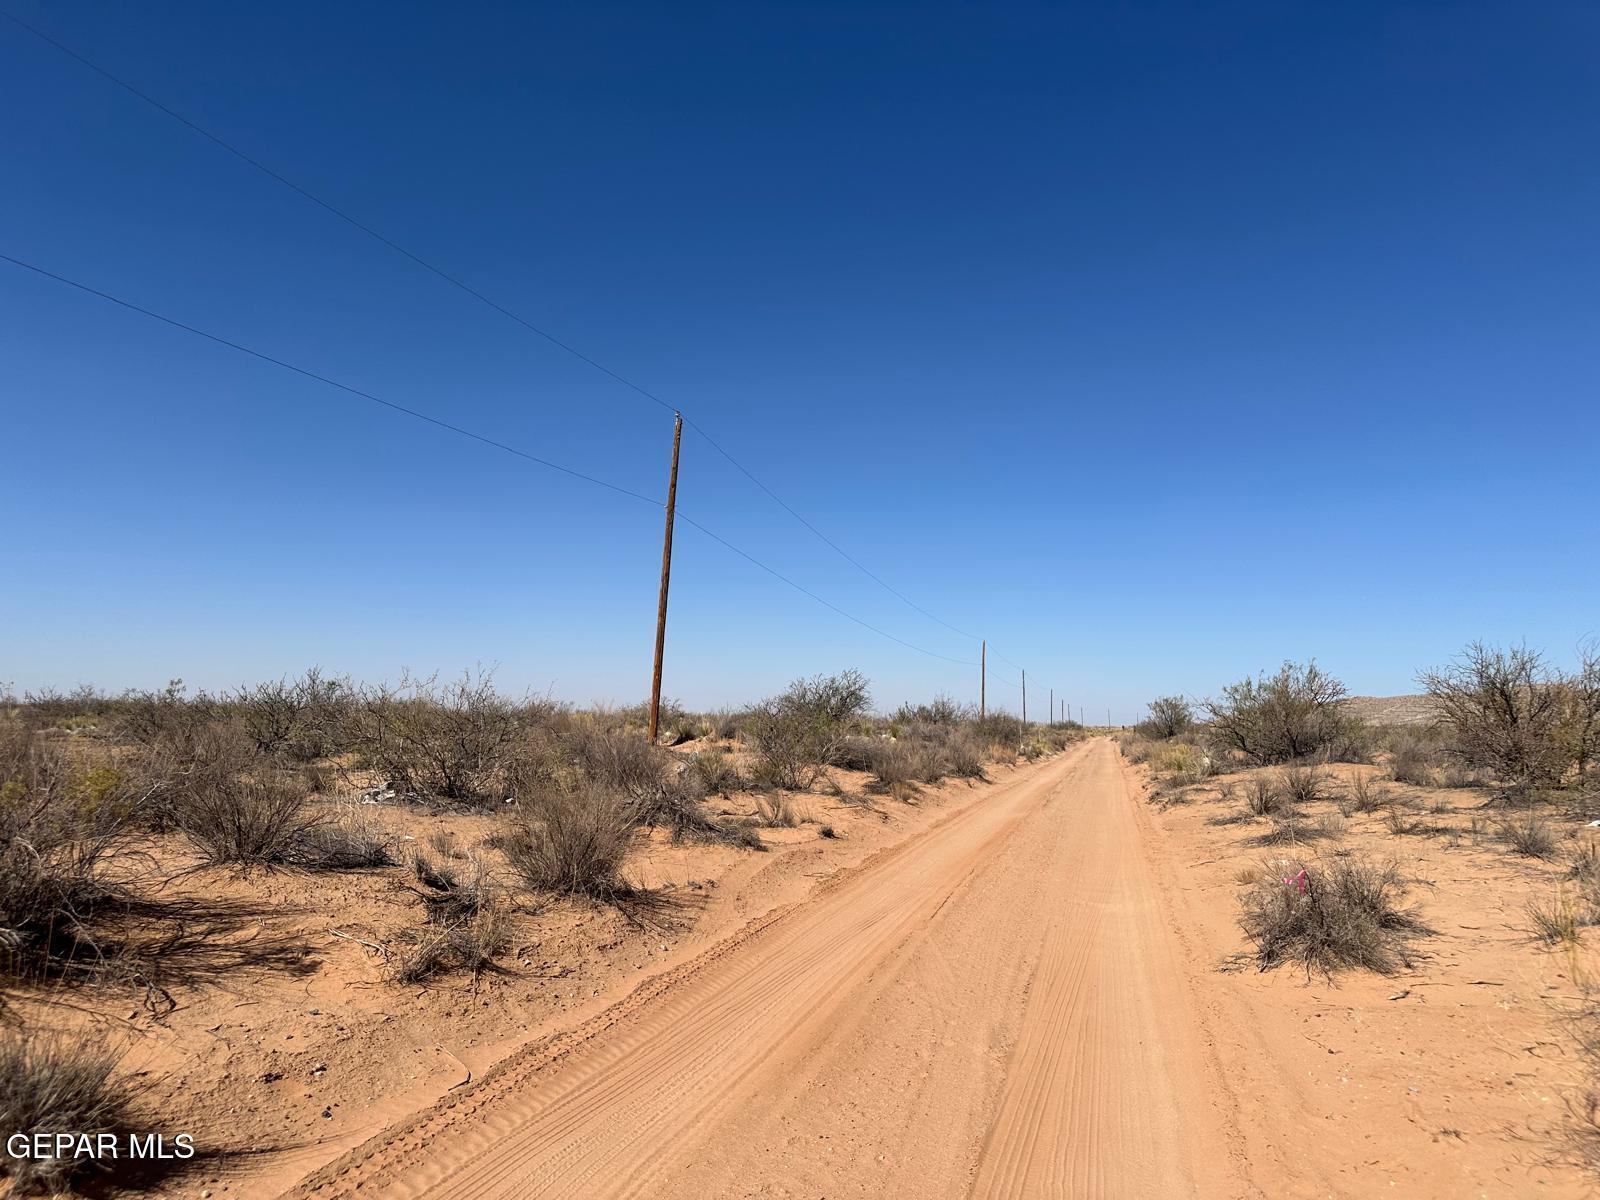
(502, 787), (639, 900)
(1244, 774), (1287, 817)
(114, 679), (223, 752)
(1117, 734), (1154, 766)
(710, 708), (747, 740)
(1138, 696), (1194, 740)
(1042, 725), (1081, 749)
(171, 756), (317, 867)
(684, 749), (743, 797)
(566, 723), (668, 799)
(1419, 642), (1579, 787)
(944, 731), (987, 780)
(1203, 661), (1352, 766)
(1499, 811), (1558, 859)
(829, 737), (877, 772)
(1567, 643), (1600, 781)
(1278, 764), (1328, 805)
(233, 668), (352, 762)
(744, 670), (871, 790)
(565, 731), (759, 849)
(1437, 762), (1487, 789)
(0, 724), (137, 978)
(891, 695), (969, 726)
(861, 739), (946, 793)
(348, 671), (524, 804)
(1240, 856), (1429, 975)
(1386, 733), (1439, 786)
(0, 1031), (133, 1194)
(974, 712), (1025, 752)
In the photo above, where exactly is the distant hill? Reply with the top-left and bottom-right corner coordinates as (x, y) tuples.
(1341, 694), (1439, 727)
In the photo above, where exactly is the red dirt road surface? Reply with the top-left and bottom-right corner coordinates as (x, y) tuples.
(292, 740), (1258, 1198)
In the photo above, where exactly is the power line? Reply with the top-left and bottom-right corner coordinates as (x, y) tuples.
(678, 516), (978, 667)
(1, 250), (980, 670)
(2, 8), (995, 652)
(0, 253), (661, 506)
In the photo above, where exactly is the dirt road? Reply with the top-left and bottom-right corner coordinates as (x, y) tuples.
(296, 739), (1256, 1198)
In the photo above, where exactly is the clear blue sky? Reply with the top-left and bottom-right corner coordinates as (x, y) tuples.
(3, 1), (1596, 721)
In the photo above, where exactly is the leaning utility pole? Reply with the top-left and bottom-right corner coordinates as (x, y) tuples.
(980, 640), (986, 719)
(647, 414), (683, 744)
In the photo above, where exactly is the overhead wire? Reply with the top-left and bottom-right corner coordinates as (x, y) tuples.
(2, 8), (999, 654)
(0, 250), (983, 670)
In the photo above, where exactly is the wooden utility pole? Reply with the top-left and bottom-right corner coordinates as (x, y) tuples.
(980, 640), (986, 719)
(1022, 670), (1027, 724)
(1049, 687), (1053, 727)
(647, 414), (683, 744)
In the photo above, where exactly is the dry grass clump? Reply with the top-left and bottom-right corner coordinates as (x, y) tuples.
(388, 904), (510, 984)
(1569, 839), (1600, 884)
(1251, 811), (1341, 847)
(0, 1030), (133, 1194)
(288, 805), (395, 869)
(1239, 855), (1430, 976)
(755, 793), (800, 828)
(1278, 764), (1328, 805)
(501, 787), (640, 901)
(408, 848), (494, 922)
(1499, 810), (1558, 859)
(1382, 803), (1431, 837)
(1343, 772), (1388, 814)
(1528, 888), (1583, 947)
(1244, 774), (1287, 817)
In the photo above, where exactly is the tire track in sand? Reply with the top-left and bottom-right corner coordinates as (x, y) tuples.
(294, 739), (1251, 1199)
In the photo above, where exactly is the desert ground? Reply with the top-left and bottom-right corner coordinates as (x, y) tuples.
(5, 661), (1600, 1198)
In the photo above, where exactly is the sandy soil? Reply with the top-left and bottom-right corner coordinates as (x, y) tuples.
(18, 737), (1596, 1198)
(9, 749), (1058, 1198)
(1140, 754), (1597, 1199)
(288, 740), (1248, 1199)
